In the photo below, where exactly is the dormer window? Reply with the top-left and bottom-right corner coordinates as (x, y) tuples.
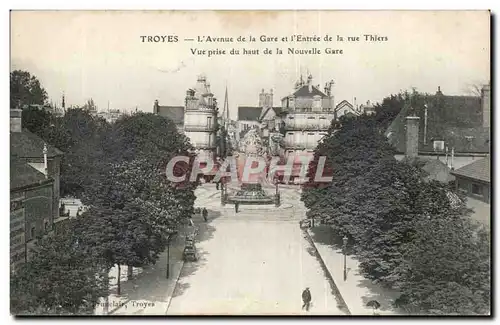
(433, 140), (445, 151)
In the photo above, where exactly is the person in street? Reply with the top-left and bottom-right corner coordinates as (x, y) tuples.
(202, 208), (208, 222)
(302, 287), (312, 311)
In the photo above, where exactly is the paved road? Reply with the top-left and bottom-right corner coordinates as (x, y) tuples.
(167, 185), (345, 315)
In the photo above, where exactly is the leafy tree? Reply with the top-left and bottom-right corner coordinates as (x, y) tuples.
(373, 89), (432, 131)
(105, 112), (193, 163)
(302, 114), (396, 223)
(57, 108), (110, 196)
(301, 106), (490, 315)
(18, 105), (110, 197)
(21, 105), (53, 135)
(79, 165), (159, 295)
(10, 224), (108, 315)
(10, 70), (48, 108)
(395, 217), (490, 315)
(103, 112), (198, 217)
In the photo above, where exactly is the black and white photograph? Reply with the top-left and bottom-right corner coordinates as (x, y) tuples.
(8, 10), (491, 316)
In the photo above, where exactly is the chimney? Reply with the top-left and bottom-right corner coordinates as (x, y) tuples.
(307, 75), (313, 93)
(10, 108), (22, 133)
(482, 84), (490, 128)
(153, 100), (159, 114)
(269, 89), (273, 107)
(423, 104), (428, 145)
(405, 115), (420, 159)
(259, 89), (265, 107)
(43, 143), (48, 179)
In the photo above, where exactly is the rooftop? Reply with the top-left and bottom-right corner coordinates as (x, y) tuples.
(386, 90), (490, 154)
(451, 156), (490, 183)
(11, 157), (52, 191)
(238, 106), (283, 121)
(155, 106), (185, 125)
(10, 129), (63, 159)
(291, 84), (328, 99)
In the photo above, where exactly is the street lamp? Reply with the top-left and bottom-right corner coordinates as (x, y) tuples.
(342, 235), (348, 281)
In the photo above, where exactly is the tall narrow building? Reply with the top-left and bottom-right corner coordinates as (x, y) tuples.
(184, 75), (219, 161)
(281, 74), (336, 157)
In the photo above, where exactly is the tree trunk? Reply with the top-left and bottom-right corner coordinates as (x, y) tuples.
(117, 264), (121, 296)
(103, 270), (110, 315)
(127, 265), (133, 279)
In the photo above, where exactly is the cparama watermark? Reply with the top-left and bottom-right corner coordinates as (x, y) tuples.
(165, 155), (333, 184)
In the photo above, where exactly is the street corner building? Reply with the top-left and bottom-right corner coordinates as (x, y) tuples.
(10, 108), (65, 272)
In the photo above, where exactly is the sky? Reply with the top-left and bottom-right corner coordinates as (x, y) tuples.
(10, 10), (490, 119)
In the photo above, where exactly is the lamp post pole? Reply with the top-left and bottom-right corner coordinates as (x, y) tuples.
(165, 230), (178, 279)
(342, 235), (348, 281)
(166, 234), (171, 279)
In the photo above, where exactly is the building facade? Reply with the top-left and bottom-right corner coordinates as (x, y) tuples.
(10, 108), (64, 270)
(184, 75), (219, 160)
(451, 157), (490, 204)
(10, 109), (63, 220)
(281, 74), (336, 157)
(386, 84), (491, 157)
(153, 75), (220, 161)
(97, 109), (126, 124)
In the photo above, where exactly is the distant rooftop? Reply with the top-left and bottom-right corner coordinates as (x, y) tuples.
(451, 156), (490, 183)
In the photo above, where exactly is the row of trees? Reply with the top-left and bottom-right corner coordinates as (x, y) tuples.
(11, 71), (199, 314)
(302, 100), (490, 315)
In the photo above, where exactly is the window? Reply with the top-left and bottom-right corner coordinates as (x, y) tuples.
(433, 140), (445, 151)
(288, 116), (294, 119)
(319, 117), (326, 120)
(30, 225), (36, 240)
(472, 183), (482, 195)
(44, 221), (50, 232)
(307, 133), (314, 136)
(207, 117), (213, 128)
(307, 116), (315, 120)
(287, 132), (294, 136)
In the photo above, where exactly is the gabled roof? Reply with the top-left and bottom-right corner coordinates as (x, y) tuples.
(259, 106), (283, 121)
(10, 157), (52, 191)
(10, 129), (63, 159)
(421, 158), (455, 183)
(335, 100), (354, 110)
(291, 85), (328, 98)
(451, 157), (490, 183)
(156, 106), (184, 125)
(386, 93), (489, 154)
(239, 106), (284, 121)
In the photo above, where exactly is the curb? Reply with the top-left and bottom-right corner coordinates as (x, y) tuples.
(164, 259), (186, 314)
(303, 228), (351, 315)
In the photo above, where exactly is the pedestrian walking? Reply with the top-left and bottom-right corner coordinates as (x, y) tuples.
(302, 287), (312, 311)
(202, 208), (208, 222)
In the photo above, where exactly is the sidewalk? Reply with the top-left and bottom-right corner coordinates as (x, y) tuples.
(94, 231), (187, 315)
(307, 226), (405, 316)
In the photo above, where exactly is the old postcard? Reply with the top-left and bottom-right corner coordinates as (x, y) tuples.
(9, 10), (491, 316)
